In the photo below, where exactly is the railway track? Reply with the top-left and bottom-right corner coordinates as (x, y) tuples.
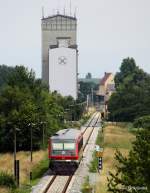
(81, 111), (98, 135)
(40, 112), (101, 193)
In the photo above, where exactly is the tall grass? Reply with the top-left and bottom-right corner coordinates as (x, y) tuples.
(32, 157), (49, 182)
(0, 150), (47, 184)
(95, 124), (135, 193)
(0, 171), (16, 188)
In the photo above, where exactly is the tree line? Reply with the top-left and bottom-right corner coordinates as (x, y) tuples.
(0, 65), (85, 152)
(107, 58), (150, 192)
(108, 57), (150, 122)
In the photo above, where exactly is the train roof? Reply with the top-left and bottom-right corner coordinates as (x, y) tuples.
(51, 128), (81, 140)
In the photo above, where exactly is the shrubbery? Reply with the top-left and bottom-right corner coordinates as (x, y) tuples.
(0, 171), (16, 188)
(134, 115), (150, 129)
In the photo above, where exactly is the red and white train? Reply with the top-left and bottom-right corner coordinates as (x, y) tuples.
(48, 128), (83, 164)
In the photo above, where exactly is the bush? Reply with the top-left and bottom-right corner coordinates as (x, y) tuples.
(0, 171), (16, 188)
(134, 115), (150, 129)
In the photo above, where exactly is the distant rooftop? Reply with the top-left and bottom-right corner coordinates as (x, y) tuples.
(100, 73), (112, 85)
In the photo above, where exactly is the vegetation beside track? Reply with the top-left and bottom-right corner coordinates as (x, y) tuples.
(0, 112), (94, 193)
(82, 122), (135, 193)
(0, 65), (87, 153)
(89, 126), (104, 172)
(95, 123), (135, 193)
(0, 150), (47, 193)
(0, 65), (91, 192)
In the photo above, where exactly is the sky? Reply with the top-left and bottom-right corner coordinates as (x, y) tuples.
(0, 0), (150, 78)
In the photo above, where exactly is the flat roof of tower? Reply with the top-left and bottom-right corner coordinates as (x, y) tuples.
(42, 14), (77, 21)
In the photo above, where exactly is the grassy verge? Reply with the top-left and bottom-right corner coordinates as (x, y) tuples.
(81, 176), (93, 193)
(0, 150), (48, 193)
(89, 128), (104, 172)
(82, 122), (135, 193)
(95, 123), (135, 193)
(31, 156), (49, 186)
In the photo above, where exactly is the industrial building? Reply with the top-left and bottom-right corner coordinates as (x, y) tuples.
(41, 13), (78, 99)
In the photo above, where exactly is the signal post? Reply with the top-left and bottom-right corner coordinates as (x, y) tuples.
(96, 146), (103, 172)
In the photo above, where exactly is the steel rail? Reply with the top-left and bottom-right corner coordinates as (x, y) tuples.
(61, 175), (73, 193)
(42, 175), (57, 193)
(82, 112), (100, 153)
(43, 112), (100, 193)
(81, 111), (98, 136)
(61, 112), (101, 193)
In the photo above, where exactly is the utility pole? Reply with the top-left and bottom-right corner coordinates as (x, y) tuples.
(91, 88), (94, 106)
(14, 127), (16, 179)
(86, 94), (89, 109)
(28, 123), (35, 162)
(28, 122), (35, 181)
(40, 121), (46, 149)
(30, 125), (33, 162)
(8, 122), (19, 184)
(42, 125), (45, 148)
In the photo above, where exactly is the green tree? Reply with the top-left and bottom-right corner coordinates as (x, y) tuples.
(108, 129), (150, 193)
(0, 65), (86, 152)
(0, 65), (14, 89)
(0, 85), (39, 151)
(115, 58), (137, 88)
(0, 65), (65, 151)
(108, 58), (150, 121)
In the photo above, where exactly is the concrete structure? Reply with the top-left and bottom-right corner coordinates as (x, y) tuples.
(49, 45), (77, 98)
(41, 14), (78, 99)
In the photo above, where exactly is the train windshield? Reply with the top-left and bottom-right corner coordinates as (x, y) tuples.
(64, 143), (75, 150)
(52, 143), (63, 150)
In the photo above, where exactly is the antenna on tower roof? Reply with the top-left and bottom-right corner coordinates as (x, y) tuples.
(57, 0), (60, 15)
(57, 9), (59, 15)
(64, 6), (66, 15)
(74, 7), (77, 18)
(70, 0), (72, 16)
(42, 6), (44, 18)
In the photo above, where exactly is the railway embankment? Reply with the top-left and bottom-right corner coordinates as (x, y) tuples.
(82, 122), (136, 193)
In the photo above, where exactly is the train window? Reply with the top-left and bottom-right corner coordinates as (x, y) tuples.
(64, 143), (75, 150)
(52, 143), (63, 150)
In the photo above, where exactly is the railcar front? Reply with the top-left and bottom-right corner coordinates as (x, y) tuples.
(48, 129), (83, 164)
(49, 139), (78, 161)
